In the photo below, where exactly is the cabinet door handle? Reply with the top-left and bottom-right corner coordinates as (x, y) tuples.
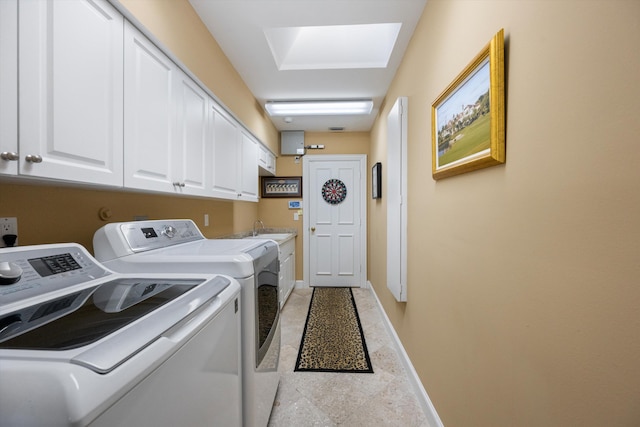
(311, 227), (316, 232)
(172, 182), (185, 187)
(0, 152), (19, 161)
(25, 154), (43, 163)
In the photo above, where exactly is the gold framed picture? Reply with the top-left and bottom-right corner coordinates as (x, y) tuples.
(431, 29), (505, 180)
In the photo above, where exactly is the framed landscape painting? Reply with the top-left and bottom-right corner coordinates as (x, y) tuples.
(431, 29), (505, 180)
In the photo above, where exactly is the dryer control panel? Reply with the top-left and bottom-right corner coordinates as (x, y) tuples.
(95, 220), (204, 257)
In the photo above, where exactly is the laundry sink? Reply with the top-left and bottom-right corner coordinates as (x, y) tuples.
(247, 233), (293, 242)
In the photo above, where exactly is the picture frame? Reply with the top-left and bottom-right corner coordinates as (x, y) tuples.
(261, 176), (302, 198)
(431, 28), (505, 180)
(372, 162), (382, 199)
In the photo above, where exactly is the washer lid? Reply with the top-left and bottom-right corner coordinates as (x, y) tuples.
(0, 275), (233, 373)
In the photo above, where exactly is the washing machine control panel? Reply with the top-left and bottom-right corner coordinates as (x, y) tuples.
(0, 244), (111, 306)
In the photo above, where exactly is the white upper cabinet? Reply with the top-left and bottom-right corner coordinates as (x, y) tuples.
(210, 103), (240, 199)
(209, 103), (260, 202)
(239, 130), (259, 201)
(18, 0), (124, 186)
(174, 70), (210, 197)
(0, 0), (18, 176)
(3, 4), (262, 201)
(123, 22), (177, 193)
(124, 22), (211, 196)
(258, 144), (276, 176)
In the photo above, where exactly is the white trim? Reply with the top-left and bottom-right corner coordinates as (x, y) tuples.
(368, 281), (444, 427)
(302, 154), (367, 288)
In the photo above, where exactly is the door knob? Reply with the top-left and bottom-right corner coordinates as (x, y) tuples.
(311, 227), (316, 232)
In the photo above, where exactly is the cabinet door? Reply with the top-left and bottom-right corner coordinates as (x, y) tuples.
(19, 0), (123, 186)
(267, 151), (276, 175)
(258, 145), (276, 177)
(174, 70), (209, 196)
(0, 0), (18, 176)
(280, 251), (295, 307)
(239, 131), (258, 201)
(210, 104), (240, 199)
(123, 22), (177, 192)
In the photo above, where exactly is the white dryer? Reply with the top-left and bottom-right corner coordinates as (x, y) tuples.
(93, 219), (280, 427)
(0, 243), (242, 427)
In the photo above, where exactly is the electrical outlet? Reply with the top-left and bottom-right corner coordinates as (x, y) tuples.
(0, 217), (18, 248)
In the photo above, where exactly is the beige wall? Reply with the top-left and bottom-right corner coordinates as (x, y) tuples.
(369, 1), (640, 426)
(0, 182), (234, 252)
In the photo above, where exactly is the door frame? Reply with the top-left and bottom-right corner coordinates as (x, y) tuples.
(302, 154), (367, 287)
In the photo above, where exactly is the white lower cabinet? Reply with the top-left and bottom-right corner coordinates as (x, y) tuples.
(17, 0), (124, 186)
(279, 238), (296, 308)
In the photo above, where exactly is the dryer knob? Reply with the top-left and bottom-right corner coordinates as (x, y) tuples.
(0, 261), (23, 285)
(161, 225), (177, 238)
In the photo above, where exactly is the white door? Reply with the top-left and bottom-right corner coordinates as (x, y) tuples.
(19, 0), (123, 186)
(304, 155), (367, 287)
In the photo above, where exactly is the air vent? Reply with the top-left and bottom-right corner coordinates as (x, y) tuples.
(329, 127), (345, 132)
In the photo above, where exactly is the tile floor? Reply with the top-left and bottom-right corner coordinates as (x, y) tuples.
(268, 287), (429, 426)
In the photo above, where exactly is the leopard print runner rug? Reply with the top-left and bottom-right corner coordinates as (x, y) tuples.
(294, 287), (373, 373)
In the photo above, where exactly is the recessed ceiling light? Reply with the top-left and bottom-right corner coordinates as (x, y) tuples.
(264, 23), (402, 70)
(265, 100), (373, 116)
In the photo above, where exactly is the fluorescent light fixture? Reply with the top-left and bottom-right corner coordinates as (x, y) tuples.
(265, 100), (373, 116)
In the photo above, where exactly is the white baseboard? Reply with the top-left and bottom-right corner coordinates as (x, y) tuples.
(368, 281), (444, 427)
(295, 281), (370, 289)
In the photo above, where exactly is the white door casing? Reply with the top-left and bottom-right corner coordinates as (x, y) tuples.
(303, 155), (367, 287)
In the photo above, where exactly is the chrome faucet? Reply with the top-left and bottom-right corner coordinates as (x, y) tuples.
(252, 220), (265, 236)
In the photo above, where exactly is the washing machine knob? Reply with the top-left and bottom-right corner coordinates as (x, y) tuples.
(0, 261), (22, 285)
(161, 225), (177, 238)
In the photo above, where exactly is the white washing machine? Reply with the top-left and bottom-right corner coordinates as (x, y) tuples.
(93, 219), (280, 427)
(0, 243), (242, 427)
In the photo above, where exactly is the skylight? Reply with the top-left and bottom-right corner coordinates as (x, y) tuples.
(264, 23), (402, 70)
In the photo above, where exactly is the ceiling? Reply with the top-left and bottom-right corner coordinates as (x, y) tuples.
(188, 0), (427, 132)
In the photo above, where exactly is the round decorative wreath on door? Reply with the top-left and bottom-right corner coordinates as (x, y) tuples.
(322, 179), (347, 204)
